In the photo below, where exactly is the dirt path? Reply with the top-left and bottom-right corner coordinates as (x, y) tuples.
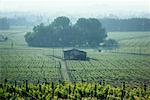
(60, 60), (70, 81)
(47, 55), (70, 82)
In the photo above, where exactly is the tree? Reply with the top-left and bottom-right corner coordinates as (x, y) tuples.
(0, 17), (10, 30)
(99, 18), (150, 32)
(25, 16), (107, 47)
(52, 16), (70, 29)
(73, 18), (107, 47)
(102, 39), (119, 50)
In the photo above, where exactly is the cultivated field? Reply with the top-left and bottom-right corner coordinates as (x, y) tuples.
(108, 32), (150, 54)
(0, 26), (150, 86)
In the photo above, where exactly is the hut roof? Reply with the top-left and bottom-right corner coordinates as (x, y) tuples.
(64, 48), (86, 53)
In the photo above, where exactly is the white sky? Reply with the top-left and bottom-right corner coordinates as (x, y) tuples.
(0, 0), (150, 16)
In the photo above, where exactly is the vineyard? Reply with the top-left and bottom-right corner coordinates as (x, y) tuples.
(108, 32), (150, 54)
(1, 80), (150, 99)
(67, 52), (150, 84)
(0, 27), (150, 99)
(0, 48), (63, 83)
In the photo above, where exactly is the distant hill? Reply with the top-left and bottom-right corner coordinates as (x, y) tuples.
(99, 18), (150, 32)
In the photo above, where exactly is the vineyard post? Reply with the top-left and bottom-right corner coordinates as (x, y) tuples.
(4, 78), (7, 85)
(90, 90), (93, 99)
(51, 82), (54, 98)
(144, 82), (147, 92)
(68, 85), (71, 99)
(90, 83), (93, 99)
(26, 80), (29, 97)
(103, 80), (105, 86)
(121, 82), (126, 100)
(14, 80), (17, 87)
(99, 80), (102, 85)
(39, 84), (41, 92)
(37, 80), (40, 84)
(94, 84), (97, 98)
(58, 80), (60, 84)
(73, 82), (76, 95)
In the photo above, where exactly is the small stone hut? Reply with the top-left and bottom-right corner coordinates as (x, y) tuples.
(63, 49), (87, 60)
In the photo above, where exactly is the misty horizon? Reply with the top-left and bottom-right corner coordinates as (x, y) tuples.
(0, 0), (150, 18)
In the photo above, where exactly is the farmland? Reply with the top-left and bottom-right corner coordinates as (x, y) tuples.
(0, 26), (150, 86)
(0, 48), (62, 83)
(108, 32), (150, 54)
(0, 26), (150, 99)
(1, 81), (150, 99)
(67, 53), (150, 84)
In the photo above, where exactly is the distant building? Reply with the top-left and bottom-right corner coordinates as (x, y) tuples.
(64, 49), (87, 60)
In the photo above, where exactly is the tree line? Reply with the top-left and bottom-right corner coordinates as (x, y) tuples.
(100, 18), (150, 32)
(25, 16), (107, 47)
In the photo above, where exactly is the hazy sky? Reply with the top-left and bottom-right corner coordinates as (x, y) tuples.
(0, 0), (150, 17)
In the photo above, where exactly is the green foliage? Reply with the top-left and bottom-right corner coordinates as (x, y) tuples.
(0, 48), (63, 82)
(52, 16), (70, 29)
(1, 82), (150, 99)
(25, 16), (107, 47)
(0, 17), (10, 30)
(102, 38), (119, 49)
